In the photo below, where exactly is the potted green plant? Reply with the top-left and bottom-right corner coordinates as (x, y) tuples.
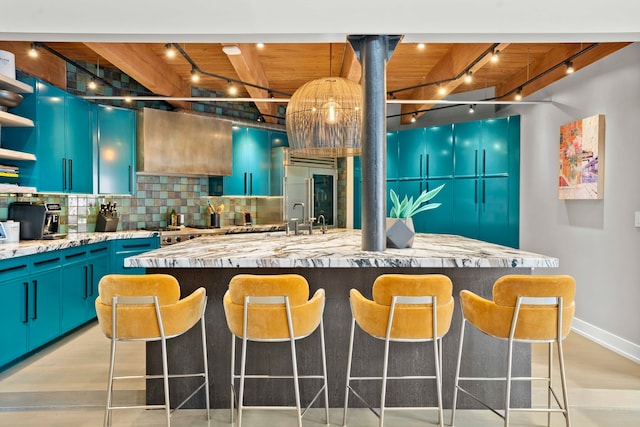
(386, 183), (445, 248)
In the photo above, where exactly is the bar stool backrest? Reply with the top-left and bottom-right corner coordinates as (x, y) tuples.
(351, 273), (454, 340)
(224, 274), (324, 340)
(95, 273), (205, 340)
(493, 274), (576, 340)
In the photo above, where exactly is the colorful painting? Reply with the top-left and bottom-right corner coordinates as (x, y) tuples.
(559, 114), (606, 199)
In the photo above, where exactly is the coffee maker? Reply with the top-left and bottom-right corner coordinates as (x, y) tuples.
(8, 202), (66, 240)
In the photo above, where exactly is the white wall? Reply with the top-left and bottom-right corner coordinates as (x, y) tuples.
(502, 43), (640, 362)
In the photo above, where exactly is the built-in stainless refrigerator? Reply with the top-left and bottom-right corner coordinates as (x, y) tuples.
(283, 164), (337, 227)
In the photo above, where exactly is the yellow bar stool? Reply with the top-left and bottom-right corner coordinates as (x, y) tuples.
(451, 274), (576, 427)
(343, 274), (454, 427)
(95, 274), (210, 427)
(223, 273), (329, 427)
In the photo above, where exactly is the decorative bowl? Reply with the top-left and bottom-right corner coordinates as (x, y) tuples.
(0, 89), (23, 111)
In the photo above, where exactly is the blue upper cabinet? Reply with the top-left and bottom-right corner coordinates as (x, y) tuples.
(65, 95), (93, 194)
(97, 105), (136, 194)
(2, 78), (93, 193)
(224, 126), (271, 196)
(453, 120), (482, 177)
(453, 117), (515, 178)
(397, 127), (425, 179)
(425, 124), (454, 178)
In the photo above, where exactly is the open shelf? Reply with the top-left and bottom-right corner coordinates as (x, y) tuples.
(0, 148), (36, 161)
(0, 110), (34, 127)
(0, 74), (33, 93)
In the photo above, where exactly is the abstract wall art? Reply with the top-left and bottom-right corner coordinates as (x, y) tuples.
(559, 114), (606, 200)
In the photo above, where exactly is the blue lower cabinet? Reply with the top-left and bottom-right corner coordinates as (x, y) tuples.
(28, 253), (62, 350)
(111, 237), (160, 274)
(0, 277), (30, 367)
(87, 243), (110, 318)
(61, 247), (89, 332)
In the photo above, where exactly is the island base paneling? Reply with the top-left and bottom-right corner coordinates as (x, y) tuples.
(146, 266), (531, 410)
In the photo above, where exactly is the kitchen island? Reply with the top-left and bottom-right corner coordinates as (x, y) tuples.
(126, 229), (558, 410)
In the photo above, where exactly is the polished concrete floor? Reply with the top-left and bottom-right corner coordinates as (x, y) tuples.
(0, 321), (638, 426)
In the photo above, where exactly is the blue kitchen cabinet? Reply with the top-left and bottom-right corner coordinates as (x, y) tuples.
(224, 126), (271, 196)
(65, 95), (93, 194)
(397, 128), (425, 179)
(60, 246), (89, 332)
(111, 237), (160, 274)
(452, 116), (520, 247)
(97, 105), (136, 194)
(424, 124), (454, 178)
(0, 258), (30, 367)
(28, 252), (62, 350)
(453, 176), (512, 245)
(386, 131), (399, 180)
(60, 242), (109, 332)
(1, 78), (93, 193)
(454, 117), (514, 178)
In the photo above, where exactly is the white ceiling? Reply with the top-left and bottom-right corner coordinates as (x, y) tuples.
(3, 0), (639, 43)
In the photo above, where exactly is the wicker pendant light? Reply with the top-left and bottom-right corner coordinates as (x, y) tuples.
(286, 77), (362, 157)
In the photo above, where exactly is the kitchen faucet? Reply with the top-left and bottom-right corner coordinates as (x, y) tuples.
(318, 214), (327, 234)
(292, 202), (305, 235)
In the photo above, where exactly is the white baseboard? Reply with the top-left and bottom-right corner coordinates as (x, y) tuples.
(572, 317), (640, 364)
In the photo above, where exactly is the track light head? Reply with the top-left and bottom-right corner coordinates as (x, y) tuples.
(515, 87), (523, 101)
(28, 42), (38, 58)
(410, 113), (417, 123)
(465, 71), (473, 83)
(468, 104), (475, 114)
(566, 61), (574, 74)
(491, 49), (500, 63)
(191, 68), (200, 83)
(165, 43), (176, 58)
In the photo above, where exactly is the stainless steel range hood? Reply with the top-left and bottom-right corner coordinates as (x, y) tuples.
(137, 107), (232, 176)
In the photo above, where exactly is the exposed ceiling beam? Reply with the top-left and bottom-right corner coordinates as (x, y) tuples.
(339, 43), (362, 83)
(221, 43), (277, 123)
(399, 43), (496, 124)
(496, 42), (631, 99)
(83, 42), (191, 110)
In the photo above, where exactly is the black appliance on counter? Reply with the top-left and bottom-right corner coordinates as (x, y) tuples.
(8, 202), (66, 240)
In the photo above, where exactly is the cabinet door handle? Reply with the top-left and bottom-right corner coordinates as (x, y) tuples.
(128, 165), (133, 193)
(32, 280), (38, 320)
(69, 158), (73, 191)
(250, 173), (253, 195)
(243, 172), (247, 195)
(90, 264), (95, 297)
(84, 265), (89, 299)
(419, 154), (423, 177)
(474, 180), (478, 204)
(482, 149), (486, 176)
(482, 179), (486, 204)
(474, 150), (478, 176)
(23, 282), (29, 324)
(62, 158), (67, 190)
(426, 154), (430, 177)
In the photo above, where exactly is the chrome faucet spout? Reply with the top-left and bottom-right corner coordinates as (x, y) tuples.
(318, 214), (327, 234)
(292, 202), (306, 224)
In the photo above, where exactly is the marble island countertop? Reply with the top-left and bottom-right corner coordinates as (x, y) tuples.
(125, 229), (559, 269)
(0, 230), (159, 260)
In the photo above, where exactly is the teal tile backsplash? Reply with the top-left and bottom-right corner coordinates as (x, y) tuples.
(0, 176), (284, 233)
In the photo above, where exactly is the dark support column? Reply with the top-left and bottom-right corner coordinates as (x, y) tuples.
(349, 35), (401, 251)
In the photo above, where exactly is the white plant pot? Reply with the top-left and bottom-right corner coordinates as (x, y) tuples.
(386, 217), (415, 249)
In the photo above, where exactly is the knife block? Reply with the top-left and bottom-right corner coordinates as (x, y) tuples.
(95, 213), (119, 232)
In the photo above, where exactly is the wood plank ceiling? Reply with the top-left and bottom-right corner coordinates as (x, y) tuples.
(3, 40), (630, 124)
